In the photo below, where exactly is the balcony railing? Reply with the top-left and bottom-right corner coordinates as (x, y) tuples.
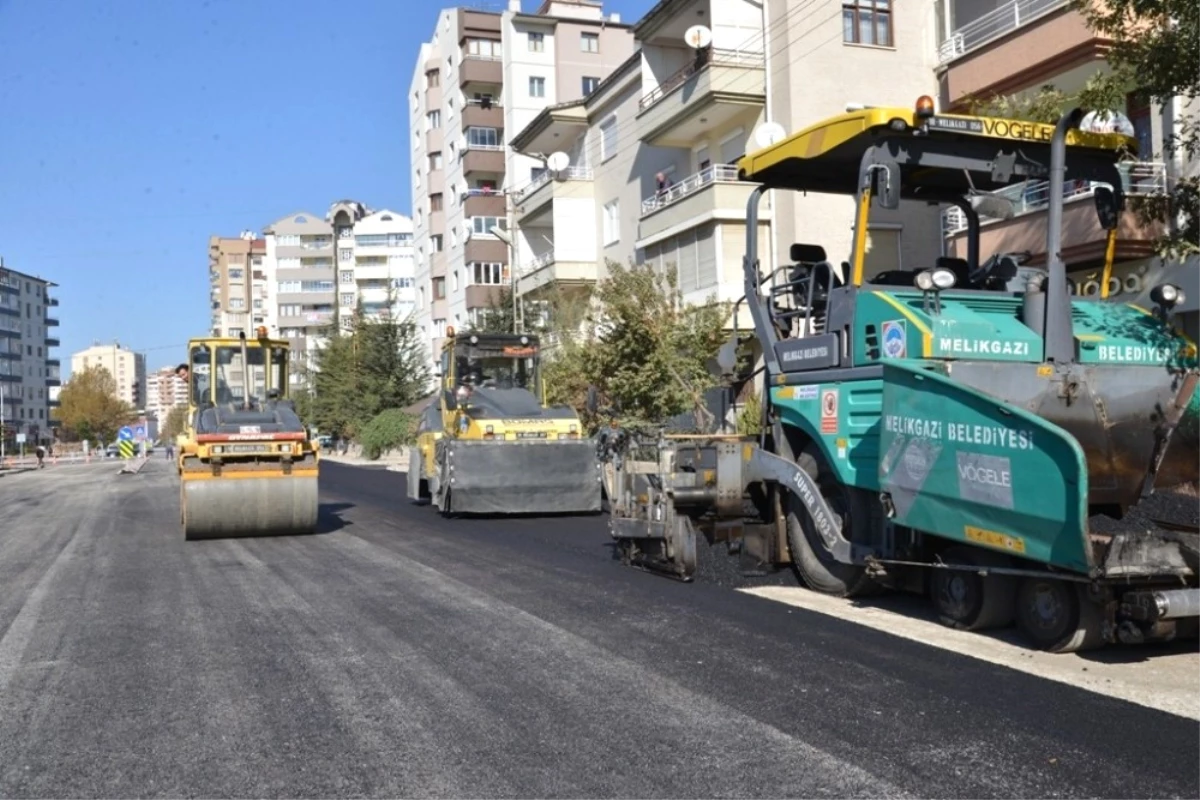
(520, 250), (556, 276)
(639, 47), (765, 112)
(513, 166), (594, 204)
(641, 164), (742, 215)
(463, 52), (502, 62)
(941, 161), (1167, 236)
(936, 0), (1068, 65)
(464, 142), (504, 152)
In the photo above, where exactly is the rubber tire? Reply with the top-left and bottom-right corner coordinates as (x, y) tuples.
(930, 546), (1017, 632)
(785, 441), (881, 598)
(1015, 577), (1106, 653)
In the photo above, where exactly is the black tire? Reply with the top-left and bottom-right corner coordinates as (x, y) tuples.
(785, 441), (881, 598)
(1015, 577), (1106, 653)
(930, 546), (1017, 631)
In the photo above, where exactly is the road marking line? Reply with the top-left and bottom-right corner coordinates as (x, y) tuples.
(739, 586), (1200, 721)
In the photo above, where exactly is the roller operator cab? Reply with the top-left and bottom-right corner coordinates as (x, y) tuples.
(407, 327), (602, 516)
(603, 97), (1199, 653)
(177, 328), (320, 541)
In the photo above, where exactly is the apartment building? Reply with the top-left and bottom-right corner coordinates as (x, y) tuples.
(146, 365), (188, 430)
(0, 265), (60, 446)
(255, 201), (415, 389)
(70, 343), (146, 410)
(933, 0), (1198, 334)
(408, 0), (631, 380)
(507, 0), (942, 332)
(209, 233), (267, 338)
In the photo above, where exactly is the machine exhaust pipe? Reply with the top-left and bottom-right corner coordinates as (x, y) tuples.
(239, 331), (251, 410)
(1043, 108), (1084, 364)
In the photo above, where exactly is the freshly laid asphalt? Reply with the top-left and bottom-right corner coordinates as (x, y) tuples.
(0, 458), (1195, 798)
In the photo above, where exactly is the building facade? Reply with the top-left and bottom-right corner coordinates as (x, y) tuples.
(146, 365), (188, 431)
(0, 265), (59, 446)
(209, 233), (267, 338)
(70, 343), (146, 410)
(408, 0), (631, 382)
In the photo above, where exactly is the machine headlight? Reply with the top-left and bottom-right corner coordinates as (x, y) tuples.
(280, 444), (292, 453)
(485, 425), (494, 434)
(916, 267), (957, 291)
(1151, 283), (1185, 308)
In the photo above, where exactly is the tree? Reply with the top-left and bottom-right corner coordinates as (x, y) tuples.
(467, 285), (519, 334)
(553, 259), (731, 431)
(307, 299), (432, 441)
(56, 364), (135, 443)
(160, 405), (189, 441)
(965, 0), (1199, 258)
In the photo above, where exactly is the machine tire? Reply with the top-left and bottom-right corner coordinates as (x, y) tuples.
(930, 546), (1017, 632)
(785, 441), (881, 598)
(1015, 577), (1105, 653)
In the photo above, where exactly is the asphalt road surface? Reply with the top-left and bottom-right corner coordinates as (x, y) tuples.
(0, 459), (1196, 799)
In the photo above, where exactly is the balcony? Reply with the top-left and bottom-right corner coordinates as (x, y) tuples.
(463, 99), (504, 129)
(47, 297), (59, 307)
(516, 250), (598, 297)
(47, 358), (59, 366)
(44, 315), (59, 327)
(637, 48), (765, 148)
(460, 54), (502, 87)
(46, 375), (61, 388)
(45, 336), (60, 348)
(278, 311), (335, 328)
(463, 188), (507, 218)
(936, 0), (1107, 109)
(464, 284), (502, 310)
(464, 237), (507, 264)
(513, 167), (594, 222)
(462, 144), (505, 175)
(942, 162), (1167, 267)
(638, 164), (766, 244)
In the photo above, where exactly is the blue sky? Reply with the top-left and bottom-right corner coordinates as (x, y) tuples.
(0, 0), (652, 380)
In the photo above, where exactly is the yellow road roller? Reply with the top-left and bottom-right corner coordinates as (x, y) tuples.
(177, 327), (320, 541)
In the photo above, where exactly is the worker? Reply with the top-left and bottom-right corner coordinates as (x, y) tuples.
(35, 444), (45, 469)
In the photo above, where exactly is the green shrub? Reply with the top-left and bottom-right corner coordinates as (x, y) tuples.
(357, 408), (416, 460)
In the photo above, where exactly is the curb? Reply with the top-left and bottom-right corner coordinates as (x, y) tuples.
(119, 457), (149, 475)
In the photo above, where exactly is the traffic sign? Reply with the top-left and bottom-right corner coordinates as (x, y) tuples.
(118, 426), (134, 441)
(118, 440), (136, 459)
(134, 425), (146, 442)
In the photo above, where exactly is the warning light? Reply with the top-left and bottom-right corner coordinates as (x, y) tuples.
(256, 326), (268, 339)
(915, 95), (935, 119)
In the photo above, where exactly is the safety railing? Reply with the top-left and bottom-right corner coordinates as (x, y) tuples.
(512, 166), (594, 204)
(941, 161), (1167, 236)
(641, 164), (742, 216)
(936, 0), (1068, 64)
(638, 47), (765, 112)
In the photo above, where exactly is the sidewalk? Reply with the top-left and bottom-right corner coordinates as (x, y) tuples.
(320, 446), (410, 470)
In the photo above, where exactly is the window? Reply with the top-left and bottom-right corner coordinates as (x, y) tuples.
(429, 152), (443, 170)
(341, 293), (356, 307)
(278, 280), (301, 294)
(599, 115), (617, 161)
(470, 216), (508, 236)
(529, 76), (545, 98)
(229, 298), (245, 309)
(426, 110), (441, 129)
(430, 193), (444, 212)
(340, 248), (352, 262)
(842, 0), (891, 47)
(301, 280), (334, 293)
(471, 262), (504, 285)
(426, 69), (440, 88)
(467, 126), (498, 147)
(433, 277), (446, 299)
(582, 76), (600, 95)
(1127, 91), (1153, 158)
(253, 299), (263, 309)
(527, 31), (544, 51)
(340, 270), (354, 284)
(602, 199), (619, 245)
(581, 32), (599, 52)
(465, 38), (501, 58)
(431, 234), (443, 252)
(396, 277), (415, 288)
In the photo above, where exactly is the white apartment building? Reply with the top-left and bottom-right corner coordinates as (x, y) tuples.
(70, 343), (146, 410)
(255, 201), (415, 389)
(408, 0), (631, 382)
(507, 0), (942, 331)
(0, 266), (59, 446)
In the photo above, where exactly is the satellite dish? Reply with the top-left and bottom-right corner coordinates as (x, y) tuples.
(754, 122), (787, 148)
(1080, 109), (1136, 138)
(684, 24), (712, 50)
(546, 151), (569, 172)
